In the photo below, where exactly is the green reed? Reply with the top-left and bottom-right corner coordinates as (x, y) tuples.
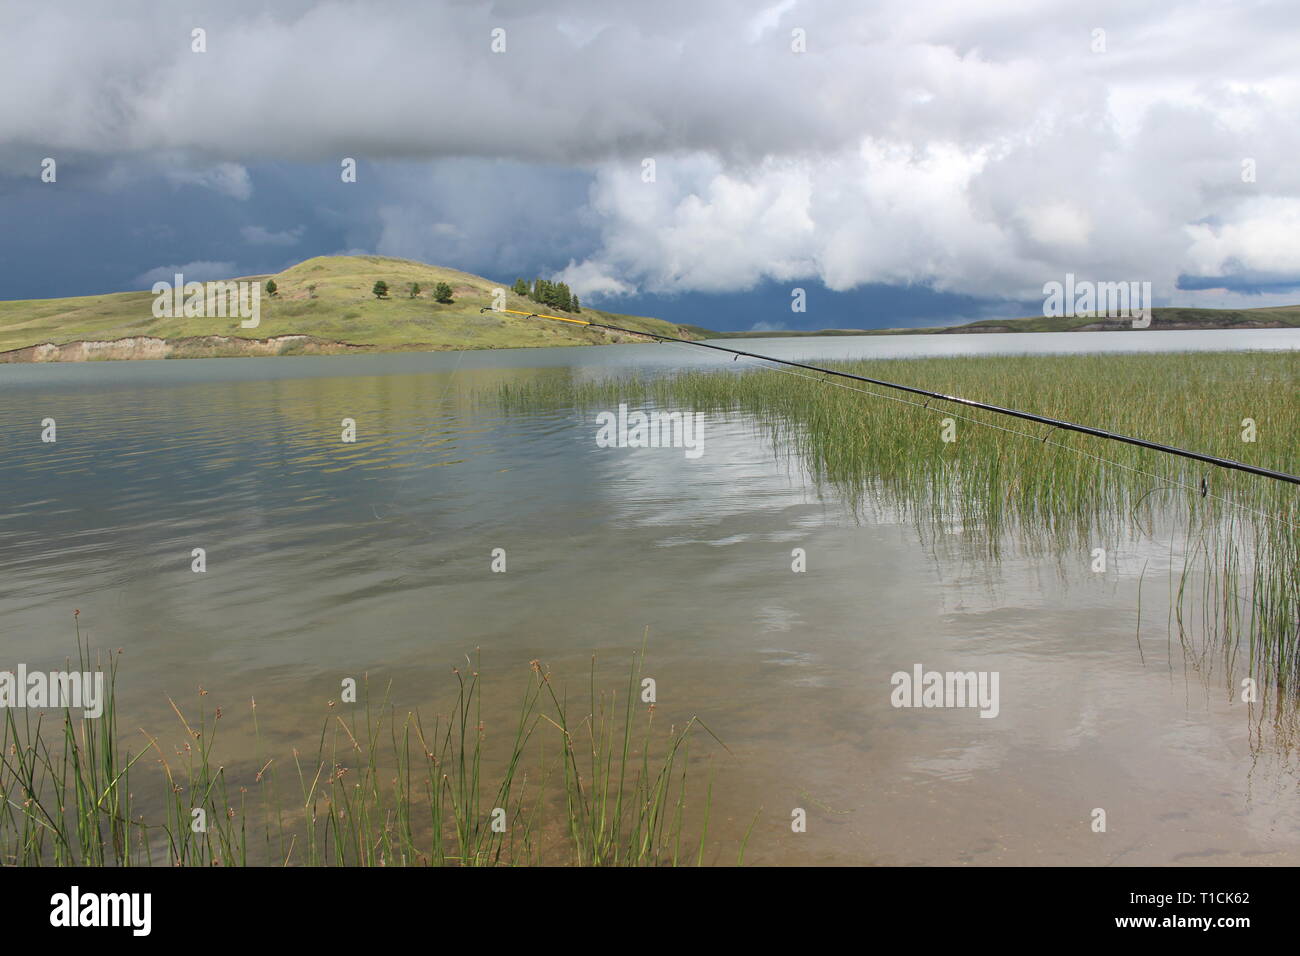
(0, 632), (733, 866)
(498, 350), (1299, 706)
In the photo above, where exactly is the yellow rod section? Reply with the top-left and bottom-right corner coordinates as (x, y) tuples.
(493, 307), (591, 326)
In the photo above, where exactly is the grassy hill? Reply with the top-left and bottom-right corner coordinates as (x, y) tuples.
(8, 258), (1296, 358)
(712, 305), (1300, 338)
(0, 255), (706, 360)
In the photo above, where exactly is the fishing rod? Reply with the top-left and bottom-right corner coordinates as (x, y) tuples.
(481, 306), (1300, 486)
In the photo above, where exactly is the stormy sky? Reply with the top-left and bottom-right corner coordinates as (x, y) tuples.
(1, 0), (1298, 330)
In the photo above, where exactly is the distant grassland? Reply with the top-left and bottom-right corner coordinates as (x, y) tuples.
(712, 305), (1300, 337)
(0, 255), (702, 358)
(500, 351), (1300, 696)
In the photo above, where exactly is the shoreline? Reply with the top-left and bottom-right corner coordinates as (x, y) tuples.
(4, 322), (1297, 363)
(0, 328), (666, 363)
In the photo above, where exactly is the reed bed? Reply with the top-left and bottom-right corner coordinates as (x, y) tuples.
(498, 350), (1299, 708)
(0, 628), (733, 866)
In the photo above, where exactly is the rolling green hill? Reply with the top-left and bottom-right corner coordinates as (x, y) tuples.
(0, 255), (706, 361)
(7, 257), (1296, 359)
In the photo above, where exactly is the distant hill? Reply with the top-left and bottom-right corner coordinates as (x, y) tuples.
(0, 255), (706, 361)
(8, 261), (1296, 360)
(711, 305), (1300, 338)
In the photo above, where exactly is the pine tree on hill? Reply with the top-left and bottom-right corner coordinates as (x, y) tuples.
(523, 276), (579, 313)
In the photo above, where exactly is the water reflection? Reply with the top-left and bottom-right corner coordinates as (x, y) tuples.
(0, 347), (1297, 865)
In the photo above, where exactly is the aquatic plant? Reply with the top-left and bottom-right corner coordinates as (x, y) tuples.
(0, 626), (733, 867)
(498, 350), (1299, 708)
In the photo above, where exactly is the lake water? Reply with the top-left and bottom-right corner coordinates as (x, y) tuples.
(2, 328), (1299, 865)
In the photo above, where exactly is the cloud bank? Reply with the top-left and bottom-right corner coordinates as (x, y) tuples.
(2, 0), (1298, 307)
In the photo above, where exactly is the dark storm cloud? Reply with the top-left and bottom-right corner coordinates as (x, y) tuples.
(1, 0), (1298, 314)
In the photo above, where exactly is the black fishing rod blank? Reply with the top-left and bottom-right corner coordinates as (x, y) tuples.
(482, 307), (1300, 487)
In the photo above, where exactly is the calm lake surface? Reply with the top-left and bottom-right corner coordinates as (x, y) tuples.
(2, 328), (1299, 865)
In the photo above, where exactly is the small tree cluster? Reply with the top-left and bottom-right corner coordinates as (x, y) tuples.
(371, 279), (452, 303)
(515, 277), (580, 313)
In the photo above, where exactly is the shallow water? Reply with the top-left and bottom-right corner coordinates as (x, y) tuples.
(1, 329), (1298, 865)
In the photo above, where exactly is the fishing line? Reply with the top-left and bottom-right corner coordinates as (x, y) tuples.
(703, 348), (1298, 532)
(653, 338), (1297, 621)
(485, 307), (1300, 487)
(484, 306), (1298, 531)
